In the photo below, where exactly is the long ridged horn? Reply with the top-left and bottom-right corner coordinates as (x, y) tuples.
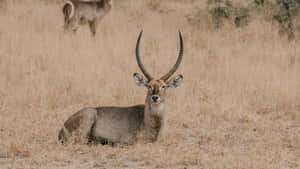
(160, 31), (183, 81)
(136, 30), (153, 81)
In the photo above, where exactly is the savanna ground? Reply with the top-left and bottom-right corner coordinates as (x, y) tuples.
(0, 0), (299, 168)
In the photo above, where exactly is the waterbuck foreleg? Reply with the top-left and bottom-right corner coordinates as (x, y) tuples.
(89, 20), (99, 37)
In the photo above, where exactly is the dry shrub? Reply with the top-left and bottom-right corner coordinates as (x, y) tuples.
(146, 0), (161, 11)
(0, 0), (7, 11)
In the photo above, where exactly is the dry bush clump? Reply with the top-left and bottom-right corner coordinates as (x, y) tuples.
(0, 0), (299, 169)
(147, 0), (161, 11)
(0, 0), (7, 11)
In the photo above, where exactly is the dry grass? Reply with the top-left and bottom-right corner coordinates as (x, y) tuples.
(0, 0), (299, 168)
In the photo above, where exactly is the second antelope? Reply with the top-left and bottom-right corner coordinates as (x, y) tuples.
(62, 0), (113, 36)
(58, 31), (184, 145)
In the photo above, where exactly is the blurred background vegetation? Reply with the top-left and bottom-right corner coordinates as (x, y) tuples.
(184, 0), (300, 40)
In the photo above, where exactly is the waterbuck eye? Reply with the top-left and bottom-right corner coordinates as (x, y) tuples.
(161, 85), (167, 89)
(145, 84), (153, 90)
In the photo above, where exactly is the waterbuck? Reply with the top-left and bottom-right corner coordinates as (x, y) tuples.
(58, 31), (184, 145)
(62, 0), (112, 36)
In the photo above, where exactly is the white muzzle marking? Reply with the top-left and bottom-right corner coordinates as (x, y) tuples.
(151, 103), (165, 113)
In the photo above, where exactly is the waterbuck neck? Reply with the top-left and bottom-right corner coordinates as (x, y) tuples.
(142, 95), (166, 142)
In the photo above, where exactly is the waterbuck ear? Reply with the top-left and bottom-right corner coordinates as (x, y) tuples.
(166, 74), (183, 88)
(133, 73), (147, 86)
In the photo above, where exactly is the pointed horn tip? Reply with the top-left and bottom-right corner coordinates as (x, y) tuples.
(178, 31), (183, 39)
(137, 30), (143, 39)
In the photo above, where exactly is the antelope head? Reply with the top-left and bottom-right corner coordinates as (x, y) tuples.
(133, 31), (183, 114)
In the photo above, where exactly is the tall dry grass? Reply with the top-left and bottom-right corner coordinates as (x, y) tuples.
(0, 0), (299, 168)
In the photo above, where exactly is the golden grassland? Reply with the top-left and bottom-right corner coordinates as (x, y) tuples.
(0, 0), (299, 168)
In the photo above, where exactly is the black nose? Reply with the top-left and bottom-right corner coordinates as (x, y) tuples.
(152, 95), (159, 102)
